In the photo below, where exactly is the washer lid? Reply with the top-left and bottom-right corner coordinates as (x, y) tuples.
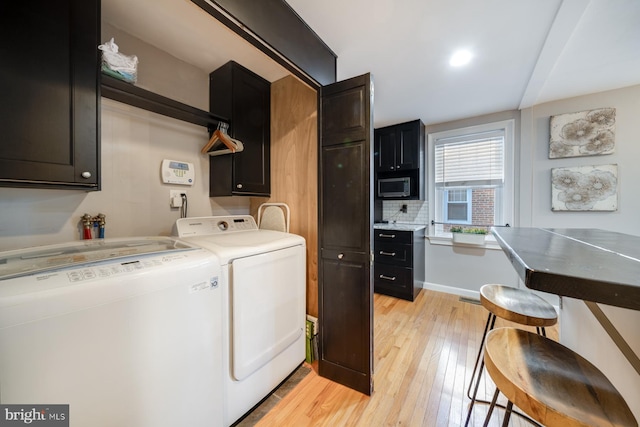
(0, 237), (196, 280)
(182, 230), (305, 262)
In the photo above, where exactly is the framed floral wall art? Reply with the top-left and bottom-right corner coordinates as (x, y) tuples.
(549, 108), (616, 158)
(551, 164), (618, 211)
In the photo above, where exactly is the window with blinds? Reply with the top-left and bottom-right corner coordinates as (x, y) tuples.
(434, 131), (505, 188)
(428, 120), (514, 235)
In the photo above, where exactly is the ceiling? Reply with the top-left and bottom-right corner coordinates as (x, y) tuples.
(102, 0), (640, 128)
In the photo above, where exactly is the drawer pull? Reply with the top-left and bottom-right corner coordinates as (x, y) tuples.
(379, 274), (396, 281)
(379, 251), (396, 256)
(378, 233), (396, 238)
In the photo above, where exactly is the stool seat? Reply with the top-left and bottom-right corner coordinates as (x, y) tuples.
(480, 284), (557, 327)
(465, 284), (559, 426)
(484, 327), (637, 427)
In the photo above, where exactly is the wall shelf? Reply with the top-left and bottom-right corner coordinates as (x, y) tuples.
(100, 74), (227, 129)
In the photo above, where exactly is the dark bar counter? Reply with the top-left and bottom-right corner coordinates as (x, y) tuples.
(491, 227), (640, 311)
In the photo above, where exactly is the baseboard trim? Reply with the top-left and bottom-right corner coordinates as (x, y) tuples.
(420, 282), (560, 314)
(421, 282), (480, 301)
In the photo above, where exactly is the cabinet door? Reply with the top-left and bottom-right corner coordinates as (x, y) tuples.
(319, 73), (373, 395)
(231, 64), (271, 196)
(0, 0), (99, 190)
(374, 128), (396, 172)
(395, 121), (420, 170)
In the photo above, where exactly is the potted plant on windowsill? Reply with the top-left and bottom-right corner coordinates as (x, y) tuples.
(450, 226), (488, 246)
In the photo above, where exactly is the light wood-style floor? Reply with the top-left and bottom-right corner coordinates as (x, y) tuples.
(256, 289), (558, 427)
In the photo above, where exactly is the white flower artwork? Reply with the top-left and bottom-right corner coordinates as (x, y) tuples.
(551, 164), (618, 211)
(549, 108), (616, 158)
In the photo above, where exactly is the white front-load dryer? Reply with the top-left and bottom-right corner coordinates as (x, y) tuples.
(174, 216), (306, 426)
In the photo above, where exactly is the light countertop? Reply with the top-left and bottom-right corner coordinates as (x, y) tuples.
(374, 223), (426, 232)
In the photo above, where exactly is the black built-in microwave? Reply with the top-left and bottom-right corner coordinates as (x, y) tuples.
(377, 169), (422, 199)
(378, 176), (411, 198)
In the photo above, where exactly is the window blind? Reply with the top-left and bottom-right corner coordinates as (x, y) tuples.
(434, 131), (504, 187)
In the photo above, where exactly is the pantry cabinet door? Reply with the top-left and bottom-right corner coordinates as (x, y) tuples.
(319, 73), (373, 395)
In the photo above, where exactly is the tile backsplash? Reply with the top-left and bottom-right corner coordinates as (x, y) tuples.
(382, 200), (429, 225)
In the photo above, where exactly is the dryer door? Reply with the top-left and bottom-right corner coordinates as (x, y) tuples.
(229, 245), (305, 381)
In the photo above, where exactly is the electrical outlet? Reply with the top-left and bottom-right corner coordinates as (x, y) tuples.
(401, 204), (407, 213)
(170, 190), (183, 208)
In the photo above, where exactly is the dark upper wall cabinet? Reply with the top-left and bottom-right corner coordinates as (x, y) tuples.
(374, 119), (424, 172)
(209, 61), (271, 197)
(0, 0), (100, 190)
(374, 119), (425, 200)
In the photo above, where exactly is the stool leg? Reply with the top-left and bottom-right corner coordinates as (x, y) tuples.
(502, 400), (514, 427)
(466, 316), (546, 427)
(482, 388), (500, 427)
(465, 312), (496, 427)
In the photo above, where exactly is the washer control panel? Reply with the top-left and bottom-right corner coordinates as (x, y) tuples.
(175, 215), (258, 237)
(59, 253), (192, 283)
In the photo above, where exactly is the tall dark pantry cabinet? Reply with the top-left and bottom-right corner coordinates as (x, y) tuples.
(319, 74), (374, 395)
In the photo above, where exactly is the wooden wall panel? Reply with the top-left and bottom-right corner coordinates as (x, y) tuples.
(251, 75), (319, 317)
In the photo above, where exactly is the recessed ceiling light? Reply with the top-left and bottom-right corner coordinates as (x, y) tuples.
(450, 50), (473, 67)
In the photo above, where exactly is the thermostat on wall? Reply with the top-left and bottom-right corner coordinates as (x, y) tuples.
(161, 159), (195, 186)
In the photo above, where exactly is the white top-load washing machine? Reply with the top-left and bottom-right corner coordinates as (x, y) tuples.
(174, 215), (306, 426)
(0, 237), (223, 427)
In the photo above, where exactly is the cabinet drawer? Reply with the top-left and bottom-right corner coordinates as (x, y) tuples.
(375, 242), (411, 267)
(374, 229), (411, 244)
(374, 264), (412, 295)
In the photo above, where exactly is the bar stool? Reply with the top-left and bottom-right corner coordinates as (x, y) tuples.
(465, 284), (558, 426)
(483, 327), (637, 426)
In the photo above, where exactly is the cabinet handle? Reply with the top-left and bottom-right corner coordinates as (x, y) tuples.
(379, 251), (396, 256)
(236, 183), (243, 189)
(337, 253), (344, 260)
(81, 171), (92, 179)
(379, 274), (396, 281)
(378, 233), (396, 238)
(390, 166), (395, 170)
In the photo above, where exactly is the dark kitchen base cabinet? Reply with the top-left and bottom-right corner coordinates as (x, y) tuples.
(374, 227), (425, 301)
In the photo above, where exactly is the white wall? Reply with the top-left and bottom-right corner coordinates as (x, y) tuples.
(0, 25), (249, 252)
(520, 84), (640, 233)
(561, 298), (640, 421)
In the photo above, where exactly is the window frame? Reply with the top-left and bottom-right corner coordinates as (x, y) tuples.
(427, 119), (515, 238)
(443, 188), (472, 224)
